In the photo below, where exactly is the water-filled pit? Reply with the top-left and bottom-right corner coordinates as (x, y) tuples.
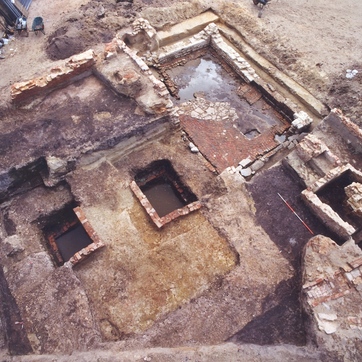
(275, 134), (287, 143)
(43, 206), (93, 265)
(133, 160), (199, 225)
(163, 51), (289, 136)
(55, 223), (92, 262)
(169, 56), (239, 103)
(157, 50), (291, 171)
(141, 178), (187, 218)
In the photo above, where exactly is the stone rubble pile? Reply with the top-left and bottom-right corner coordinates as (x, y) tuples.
(291, 111), (313, 132)
(284, 133), (341, 187)
(345, 182), (362, 217)
(302, 235), (362, 360)
(95, 35), (173, 114)
(176, 96), (238, 122)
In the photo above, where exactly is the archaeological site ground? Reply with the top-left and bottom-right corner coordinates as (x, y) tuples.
(0, 0), (362, 361)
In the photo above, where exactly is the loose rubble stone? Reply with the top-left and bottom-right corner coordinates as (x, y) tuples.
(240, 167), (252, 177)
(345, 182), (362, 217)
(251, 160), (265, 172)
(239, 157), (252, 168)
(43, 156), (70, 186)
(291, 111), (313, 132)
(316, 312), (338, 334)
(178, 97), (238, 123)
(302, 235), (362, 360)
(189, 142), (199, 153)
(3, 235), (25, 257)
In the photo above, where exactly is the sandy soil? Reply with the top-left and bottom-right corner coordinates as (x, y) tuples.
(0, 0), (89, 85)
(1, 0), (362, 89)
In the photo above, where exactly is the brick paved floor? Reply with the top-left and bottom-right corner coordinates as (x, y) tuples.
(180, 108), (289, 172)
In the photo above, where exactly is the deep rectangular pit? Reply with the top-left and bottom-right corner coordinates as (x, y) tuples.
(156, 49), (290, 171)
(316, 170), (361, 231)
(55, 223), (93, 262)
(131, 159), (201, 227)
(140, 178), (187, 218)
(160, 51), (290, 135)
(42, 205), (104, 266)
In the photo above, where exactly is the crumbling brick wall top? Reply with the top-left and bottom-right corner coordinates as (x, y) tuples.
(11, 49), (96, 103)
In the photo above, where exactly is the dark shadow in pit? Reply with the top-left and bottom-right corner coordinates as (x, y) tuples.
(38, 200), (83, 266)
(0, 158), (47, 204)
(134, 159), (198, 218)
(246, 164), (343, 270)
(316, 169), (361, 234)
(228, 276), (306, 346)
(3, 211), (17, 236)
(242, 164), (343, 346)
(0, 266), (32, 355)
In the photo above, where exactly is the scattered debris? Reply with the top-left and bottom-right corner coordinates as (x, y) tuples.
(291, 111), (313, 133)
(189, 142), (199, 153)
(240, 167), (252, 177)
(15, 321), (24, 329)
(346, 69), (358, 79)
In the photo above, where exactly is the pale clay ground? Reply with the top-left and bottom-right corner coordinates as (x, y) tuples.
(1, 0), (362, 91)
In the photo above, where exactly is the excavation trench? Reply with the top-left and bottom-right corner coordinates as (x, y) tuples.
(0, 11), (345, 357)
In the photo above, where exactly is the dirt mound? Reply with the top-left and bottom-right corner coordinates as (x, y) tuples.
(46, 27), (86, 60)
(46, 2), (133, 60)
(45, 0), (194, 61)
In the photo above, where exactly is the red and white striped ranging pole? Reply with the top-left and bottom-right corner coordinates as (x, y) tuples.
(277, 193), (314, 235)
